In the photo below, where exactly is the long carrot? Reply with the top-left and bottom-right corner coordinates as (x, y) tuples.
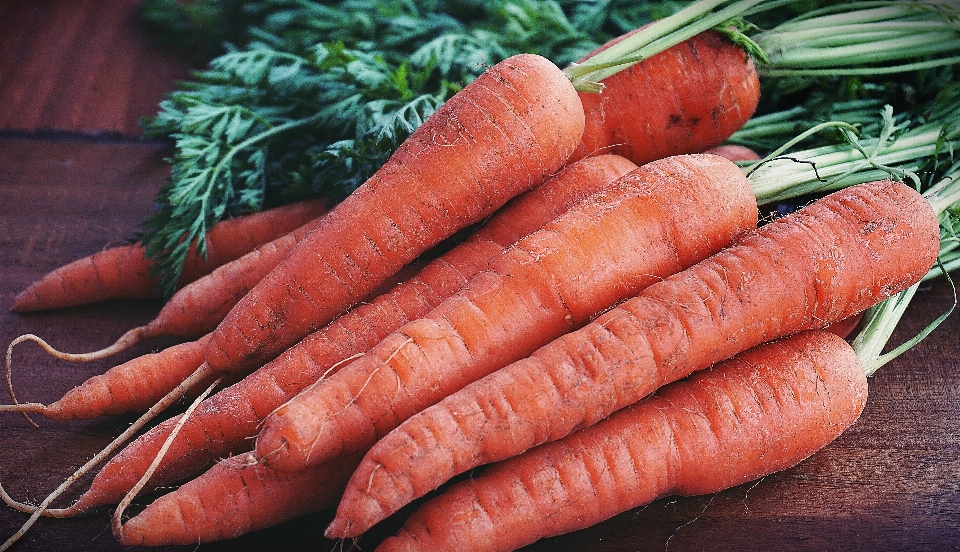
(52, 154), (638, 513)
(103, 306), (866, 547)
(202, 53), (585, 375)
(327, 178), (939, 537)
(253, 153), (759, 474)
(11, 198), (329, 312)
(374, 330), (869, 552)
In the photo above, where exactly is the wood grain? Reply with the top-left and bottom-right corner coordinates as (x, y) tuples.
(0, 0), (191, 137)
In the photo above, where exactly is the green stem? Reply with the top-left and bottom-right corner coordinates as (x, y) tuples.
(562, 0), (769, 91)
(563, 0), (960, 90)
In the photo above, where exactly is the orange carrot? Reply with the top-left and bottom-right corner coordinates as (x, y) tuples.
(11, 199), (329, 312)
(63, 154), (637, 513)
(703, 143), (762, 161)
(374, 330), (868, 552)
(328, 179), (939, 537)
(202, 54), (585, 375)
(253, 153), (759, 474)
(116, 452), (358, 546)
(3, 335), (211, 421)
(8, 214), (328, 365)
(571, 30), (760, 164)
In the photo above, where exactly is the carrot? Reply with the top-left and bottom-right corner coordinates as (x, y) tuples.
(253, 153), (759, 474)
(11, 199), (329, 312)
(571, 30), (760, 164)
(202, 53), (585, 375)
(327, 178), (939, 537)
(703, 143), (762, 161)
(2, 335), (212, 421)
(374, 330), (869, 552)
(7, 213), (328, 366)
(116, 452), (359, 546)
(62, 154), (638, 513)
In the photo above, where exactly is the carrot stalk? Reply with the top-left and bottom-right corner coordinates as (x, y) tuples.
(328, 178), (939, 537)
(64, 155), (637, 513)
(374, 330), (869, 552)
(564, 0), (960, 89)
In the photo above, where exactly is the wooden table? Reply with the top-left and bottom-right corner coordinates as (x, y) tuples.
(2, 2), (959, 551)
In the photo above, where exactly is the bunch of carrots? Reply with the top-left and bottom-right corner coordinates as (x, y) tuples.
(3, 0), (960, 550)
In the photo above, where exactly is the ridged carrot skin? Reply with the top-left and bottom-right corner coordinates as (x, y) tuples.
(254, 153), (758, 474)
(572, 30), (760, 164)
(38, 335), (211, 421)
(330, 179), (939, 537)
(376, 330), (868, 552)
(117, 453), (359, 546)
(203, 54), (586, 375)
(11, 199), (329, 312)
(69, 155), (636, 513)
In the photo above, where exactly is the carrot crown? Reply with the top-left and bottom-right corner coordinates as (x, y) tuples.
(563, 0), (960, 91)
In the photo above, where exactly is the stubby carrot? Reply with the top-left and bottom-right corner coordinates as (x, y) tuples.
(202, 53), (585, 375)
(11, 199), (329, 312)
(328, 179), (939, 537)
(375, 330), (868, 552)
(254, 153), (758, 474)
(63, 155), (637, 513)
(571, 30), (760, 164)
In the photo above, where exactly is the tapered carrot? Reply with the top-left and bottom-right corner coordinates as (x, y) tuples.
(328, 179), (939, 537)
(375, 330), (868, 552)
(2, 336), (212, 421)
(202, 53), (585, 375)
(11, 199), (329, 312)
(8, 213), (328, 365)
(254, 153), (759, 474)
(116, 452), (359, 546)
(61, 154), (637, 513)
(571, 29), (760, 164)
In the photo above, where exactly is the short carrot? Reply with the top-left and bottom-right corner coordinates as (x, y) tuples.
(57, 154), (638, 512)
(202, 53), (585, 375)
(254, 153), (759, 473)
(570, 29), (760, 164)
(11, 199), (329, 312)
(327, 178), (939, 537)
(374, 330), (868, 552)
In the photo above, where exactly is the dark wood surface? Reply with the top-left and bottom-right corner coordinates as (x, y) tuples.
(1, 2), (959, 551)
